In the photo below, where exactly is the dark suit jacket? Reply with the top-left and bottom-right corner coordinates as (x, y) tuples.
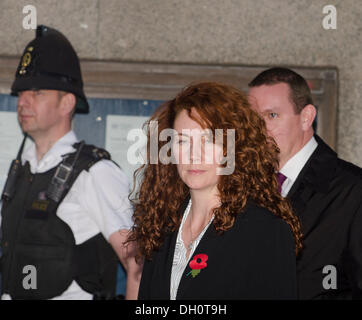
(138, 200), (297, 300)
(288, 135), (362, 299)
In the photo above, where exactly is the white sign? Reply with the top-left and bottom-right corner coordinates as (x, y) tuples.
(105, 115), (149, 190)
(0, 112), (26, 192)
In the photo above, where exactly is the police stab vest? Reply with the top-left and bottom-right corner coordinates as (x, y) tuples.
(0, 143), (119, 299)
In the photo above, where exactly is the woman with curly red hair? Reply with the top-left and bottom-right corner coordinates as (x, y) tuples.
(130, 81), (302, 299)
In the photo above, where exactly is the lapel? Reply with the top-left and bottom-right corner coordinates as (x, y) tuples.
(158, 229), (178, 299)
(176, 220), (220, 300)
(169, 200), (254, 299)
(159, 195), (190, 299)
(164, 194), (223, 300)
(287, 135), (338, 233)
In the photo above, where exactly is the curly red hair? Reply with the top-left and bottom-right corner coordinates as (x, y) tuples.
(129, 81), (303, 260)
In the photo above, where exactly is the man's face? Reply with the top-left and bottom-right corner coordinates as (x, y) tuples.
(248, 83), (306, 168)
(17, 89), (63, 139)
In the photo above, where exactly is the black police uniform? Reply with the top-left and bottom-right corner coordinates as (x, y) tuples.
(1, 143), (118, 299)
(0, 26), (119, 299)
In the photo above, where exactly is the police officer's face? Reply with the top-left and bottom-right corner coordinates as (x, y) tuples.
(17, 89), (63, 138)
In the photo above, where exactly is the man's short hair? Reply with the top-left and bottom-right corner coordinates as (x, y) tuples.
(248, 67), (314, 114)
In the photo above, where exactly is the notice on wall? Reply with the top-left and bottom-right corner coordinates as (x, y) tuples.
(0, 112), (27, 193)
(105, 115), (149, 190)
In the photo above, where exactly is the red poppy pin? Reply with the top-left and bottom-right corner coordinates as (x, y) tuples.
(186, 253), (208, 278)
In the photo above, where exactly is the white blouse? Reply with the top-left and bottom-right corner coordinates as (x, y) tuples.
(170, 199), (214, 300)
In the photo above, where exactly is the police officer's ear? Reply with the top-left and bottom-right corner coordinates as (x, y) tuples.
(58, 92), (76, 119)
(300, 104), (317, 131)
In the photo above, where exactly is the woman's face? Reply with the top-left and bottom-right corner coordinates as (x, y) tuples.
(173, 109), (223, 193)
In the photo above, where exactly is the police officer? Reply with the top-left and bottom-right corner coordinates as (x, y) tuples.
(0, 25), (141, 299)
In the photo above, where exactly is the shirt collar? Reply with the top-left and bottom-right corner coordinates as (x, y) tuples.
(280, 136), (318, 184)
(22, 130), (79, 173)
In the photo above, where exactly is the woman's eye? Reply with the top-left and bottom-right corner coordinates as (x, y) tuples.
(201, 134), (213, 144)
(269, 112), (278, 119)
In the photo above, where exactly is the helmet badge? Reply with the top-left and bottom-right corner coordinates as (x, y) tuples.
(19, 46), (34, 75)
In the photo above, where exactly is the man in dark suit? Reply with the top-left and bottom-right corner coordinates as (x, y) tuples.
(248, 67), (362, 299)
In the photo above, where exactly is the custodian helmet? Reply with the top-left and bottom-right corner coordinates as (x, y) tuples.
(11, 25), (89, 114)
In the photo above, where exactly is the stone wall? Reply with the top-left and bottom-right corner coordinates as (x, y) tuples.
(0, 0), (361, 165)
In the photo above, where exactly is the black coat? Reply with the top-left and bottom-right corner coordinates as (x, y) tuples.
(288, 135), (362, 299)
(138, 200), (297, 300)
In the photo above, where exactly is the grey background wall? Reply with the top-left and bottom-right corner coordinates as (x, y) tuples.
(0, 0), (361, 165)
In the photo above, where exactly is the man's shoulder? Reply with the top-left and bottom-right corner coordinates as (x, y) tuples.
(68, 142), (117, 172)
(75, 142), (111, 161)
(336, 157), (362, 176)
(305, 136), (362, 189)
(78, 149), (129, 187)
(335, 157), (362, 188)
(318, 136), (362, 179)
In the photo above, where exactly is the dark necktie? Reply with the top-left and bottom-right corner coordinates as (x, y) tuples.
(277, 172), (287, 193)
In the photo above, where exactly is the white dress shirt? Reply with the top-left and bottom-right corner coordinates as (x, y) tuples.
(279, 136), (318, 197)
(170, 199), (214, 300)
(1, 130), (134, 300)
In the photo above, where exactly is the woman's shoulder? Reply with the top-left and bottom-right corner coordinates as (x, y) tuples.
(230, 201), (295, 249)
(237, 200), (292, 234)
(241, 200), (279, 220)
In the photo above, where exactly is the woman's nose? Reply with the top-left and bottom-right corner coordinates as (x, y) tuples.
(190, 138), (202, 164)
